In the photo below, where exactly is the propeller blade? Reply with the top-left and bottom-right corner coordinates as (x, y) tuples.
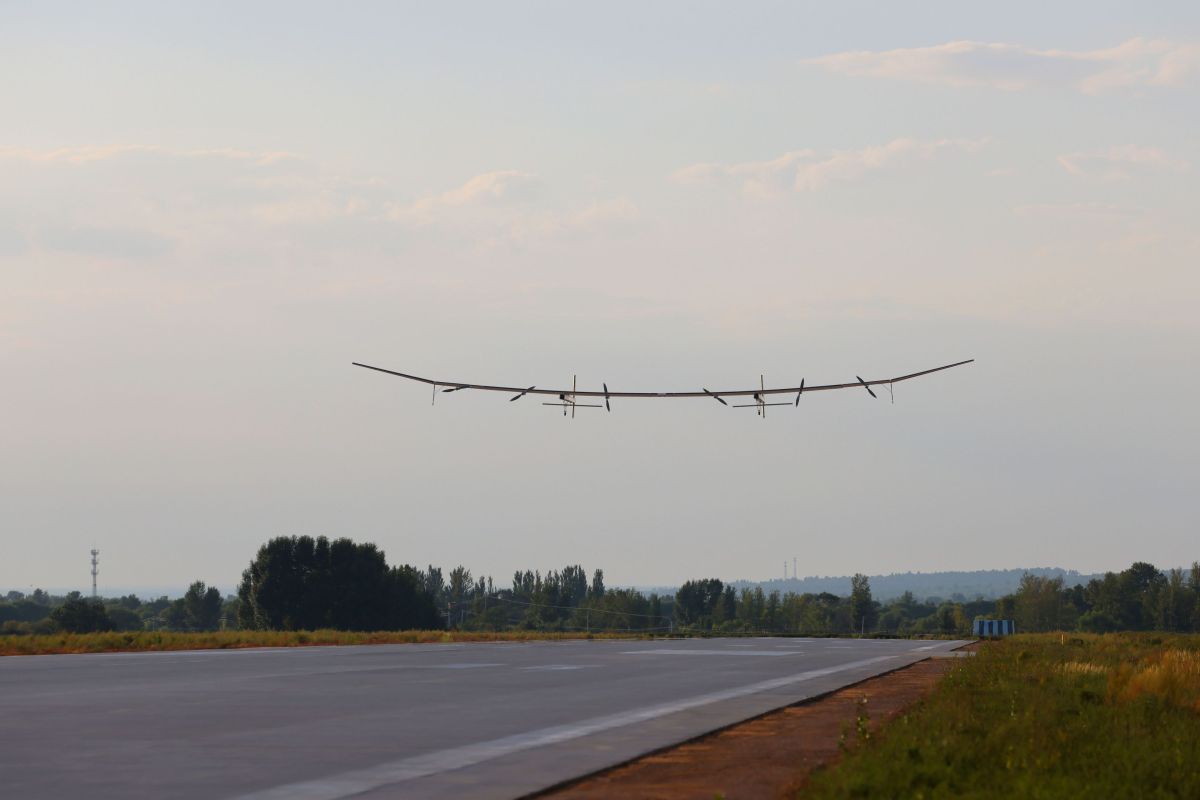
(856, 376), (878, 398)
(441, 386), (467, 392)
(603, 382), (610, 412)
(509, 385), (536, 401)
(703, 388), (728, 406)
(795, 378), (805, 406)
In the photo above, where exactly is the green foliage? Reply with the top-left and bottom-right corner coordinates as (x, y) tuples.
(183, 581), (223, 631)
(674, 578), (963, 636)
(675, 579), (725, 629)
(237, 536), (442, 631)
(104, 606), (143, 631)
(997, 561), (1200, 634)
(802, 634), (1200, 799)
(850, 573), (878, 633)
(486, 565), (658, 632)
(49, 593), (113, 633)
(0, 599), (52, 625)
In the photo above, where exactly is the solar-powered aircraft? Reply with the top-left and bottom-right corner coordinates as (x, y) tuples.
(352, 359), (973, 417)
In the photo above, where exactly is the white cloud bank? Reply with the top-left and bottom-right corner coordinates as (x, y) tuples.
(673, 138), (985, 195)
(806, 37), (1200, 93)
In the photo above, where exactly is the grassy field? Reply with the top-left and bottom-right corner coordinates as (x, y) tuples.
(0, 628), (651, 656)
(801, 633), (1200, 798)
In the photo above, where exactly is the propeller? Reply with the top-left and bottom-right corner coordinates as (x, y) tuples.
(441, 385), (467, 392)
(795, 378), (805, 406)
(509, 386), (536, 401)
(856, 376), (877, 398)
(702, 388), (728, 406)
(603, 382), (611, 412)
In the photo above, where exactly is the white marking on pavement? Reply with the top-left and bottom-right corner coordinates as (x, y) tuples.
(232, 655), (898, 800)
(436, 663), (505, 669)
(520, 664), (600, 671)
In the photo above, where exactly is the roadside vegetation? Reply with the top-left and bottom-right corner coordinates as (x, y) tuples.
(801, 633), (1200, 798)
(0, 628), (646, 656)
(5, 535), (1199, 653)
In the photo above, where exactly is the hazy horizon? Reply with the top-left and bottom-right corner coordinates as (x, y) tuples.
(3, 562), (1170, 604)
(3, 2), (1198, 590)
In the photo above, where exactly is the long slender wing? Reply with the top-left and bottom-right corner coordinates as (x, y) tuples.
(351, 359), (973, 399)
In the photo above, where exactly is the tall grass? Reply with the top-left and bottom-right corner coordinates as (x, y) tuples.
(0, 629), (648, 656)
(802, 633), (1200, 798)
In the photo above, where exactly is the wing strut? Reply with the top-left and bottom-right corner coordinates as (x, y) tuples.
(509, 386), (536, 402)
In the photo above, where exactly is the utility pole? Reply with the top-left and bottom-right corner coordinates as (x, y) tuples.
(90, 549), (100, 598)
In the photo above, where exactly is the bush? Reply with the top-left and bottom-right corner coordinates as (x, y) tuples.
(49, 596), (112, 633)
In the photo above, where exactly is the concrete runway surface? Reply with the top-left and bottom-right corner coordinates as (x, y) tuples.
(0, 637), (967, 799)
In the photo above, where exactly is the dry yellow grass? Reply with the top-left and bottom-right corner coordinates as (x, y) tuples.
(803, 634), (1200, 799)
(1059, 661), (1108, 676)
(1109, 648), (1200, 711)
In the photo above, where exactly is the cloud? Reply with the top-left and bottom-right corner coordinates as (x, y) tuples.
(672, 150), (816, 195)
(805, 37), (1200, 94)
(388, 170), (538, 224)
(1057, 145), (1188, 180)
(672, 138), (985, 194)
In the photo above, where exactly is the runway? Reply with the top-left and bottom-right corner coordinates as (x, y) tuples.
(0, 637), (967, 799)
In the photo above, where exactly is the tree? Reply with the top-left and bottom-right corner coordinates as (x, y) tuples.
(238, 536), (443, 631)
(1014, 573), (1072, 632)
(1123, 562), (1166, 630)
(424, 566), (445, 606)
(446, 566), (473, 628)
(850, 574), (878, 634)
(182, 582), (223, 631)
(1191, 562), (1200, 632)
(105, 606), (143, 631)
(675, 579), (724, 629)
(50, 593), (112, 633)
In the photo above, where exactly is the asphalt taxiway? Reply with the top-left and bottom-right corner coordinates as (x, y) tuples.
(0, 636), (967, 799)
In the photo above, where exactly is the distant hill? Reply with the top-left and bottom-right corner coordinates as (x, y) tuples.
(728, 568), (1105, 602)
(627, 568), (1108, 603)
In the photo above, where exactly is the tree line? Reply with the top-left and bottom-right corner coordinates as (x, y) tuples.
(3, 538), (1197, 637)
(0, 582), (227, 635)
(996, 561), (1200, 633)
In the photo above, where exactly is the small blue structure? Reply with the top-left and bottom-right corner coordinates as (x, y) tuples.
(973, 619), (1015, 637)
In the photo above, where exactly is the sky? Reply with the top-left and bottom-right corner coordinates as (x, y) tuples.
(2, 1), (1198, 595)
